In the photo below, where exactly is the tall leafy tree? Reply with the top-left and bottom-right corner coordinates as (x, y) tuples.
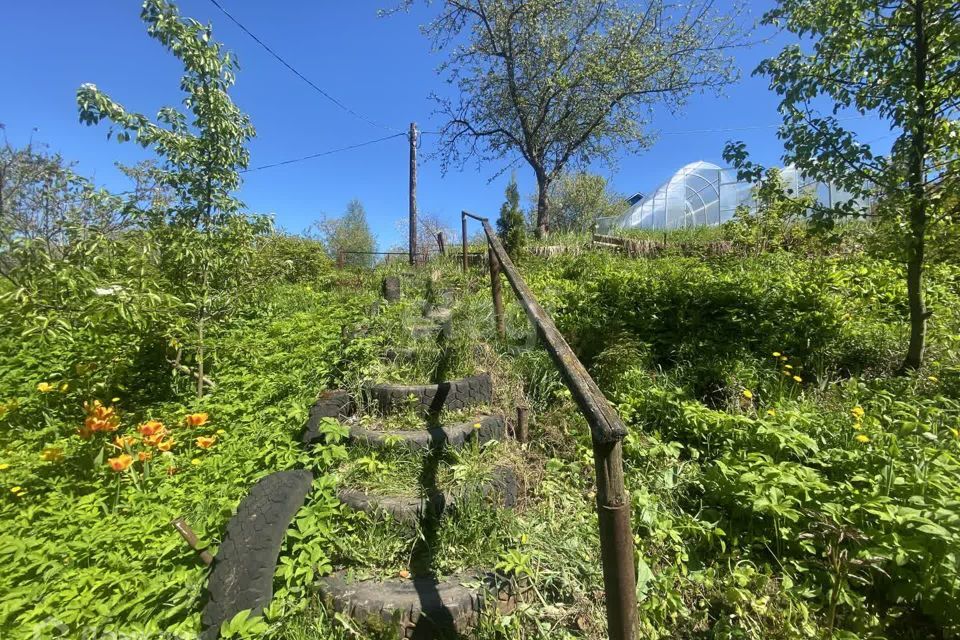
(724, 0), (960, 370)
(545, 172), (626, 233)
(315, 199), (377, 267)
(411, 0), (746, 238)
(496, 174), (526, 257)
(76, 0), (265, 396)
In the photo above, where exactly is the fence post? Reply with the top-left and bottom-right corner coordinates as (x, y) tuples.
(336, 248), (345, 269)
(437, 231), (446, 255)
(461, 212), (469, 273)
(488, 247), (505, 338)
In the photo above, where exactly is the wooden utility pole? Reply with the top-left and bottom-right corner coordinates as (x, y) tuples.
(409, 122), (418, 266)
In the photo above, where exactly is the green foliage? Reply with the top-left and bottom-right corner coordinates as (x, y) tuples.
(723, 0), (960, 370)
(314, 199), (377, 268)
(496, 174), (526, 258)
(722, 167), (814, 254)
(251, 233), (332, 285)
(0, 282), (357, 638)
(545, 172), (626, 234)
(76, 0), (270, 397)
(524, 246), (960, 637)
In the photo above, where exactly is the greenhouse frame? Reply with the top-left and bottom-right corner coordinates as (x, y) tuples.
(596, 161), (865, 232)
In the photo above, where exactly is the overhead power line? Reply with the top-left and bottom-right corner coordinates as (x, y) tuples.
(206, 0), (401, 134)
(241, 132), (406, 173)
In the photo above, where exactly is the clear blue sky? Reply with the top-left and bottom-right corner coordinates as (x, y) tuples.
(2, 0), (892, 249)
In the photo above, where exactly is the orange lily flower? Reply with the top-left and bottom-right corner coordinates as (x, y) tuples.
(138, 451), (152, 462)
(184, 413), (210, 427)
(195, 435), (217, 449)
(157, 439), (176, 452)
(107, 454), (133, 472)
(138, 420), (165, 437)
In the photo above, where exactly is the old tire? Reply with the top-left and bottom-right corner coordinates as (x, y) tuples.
(302, 390), (354, 446)
(362, 373), (492, 417)
(201, 470), (314, 639)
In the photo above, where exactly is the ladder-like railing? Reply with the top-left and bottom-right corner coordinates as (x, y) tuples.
(461, 211), (637, 640)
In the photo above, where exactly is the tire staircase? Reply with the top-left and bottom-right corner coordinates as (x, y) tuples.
(201, 274), (520, 639)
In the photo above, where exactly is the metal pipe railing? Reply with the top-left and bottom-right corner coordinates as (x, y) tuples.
(461, 210), (637, 640)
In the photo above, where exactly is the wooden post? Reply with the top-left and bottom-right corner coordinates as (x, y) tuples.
(409, 122), (418, 266)
(516, 406), (529, 443)
(437, 231), (446, 255)
(461, 212), (469, 272)
(489, 247), (505, 338)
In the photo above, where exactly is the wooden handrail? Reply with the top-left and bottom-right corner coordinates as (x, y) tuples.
(462, 210), (637, 640)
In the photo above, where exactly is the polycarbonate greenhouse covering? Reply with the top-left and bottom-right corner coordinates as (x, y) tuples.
(596, 161), (865, 232)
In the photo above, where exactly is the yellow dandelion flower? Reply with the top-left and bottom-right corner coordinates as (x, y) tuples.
(10, 486), (22, 493)
(36, 382), (55, 393)
(851, 406), (865, 420)
(191, 458), (202, 466)
(792, 375), (803, 383)
(216, 429), (226, 436)
(40, 447), (64, 462)
(855, 434), (870, 443)
(772, 352), (782, 357)
(928, 376), (939, 382)
(784, 364), (794, 370)
(472, 422), (482, 430)
(766, 409), (776, 417)
(742, 389), (753, 399)
(779, 356), (788, 362)
(0, 463), (9, 471)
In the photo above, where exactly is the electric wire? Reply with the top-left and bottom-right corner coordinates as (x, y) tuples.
(241, 132), (406, 173)
(206, 0), (402, 133)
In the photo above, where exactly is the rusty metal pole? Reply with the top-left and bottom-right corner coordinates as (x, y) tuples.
(461, 212), (469, 273)
(171, 517), (213, 566)
(488, 247), (505, 338)
(516, 406), (529, 443)
(409, 122), (418, 266)
(437, 231), (447, 255)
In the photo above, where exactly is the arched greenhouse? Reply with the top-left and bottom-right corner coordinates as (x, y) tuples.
(597, 160), (864, 232)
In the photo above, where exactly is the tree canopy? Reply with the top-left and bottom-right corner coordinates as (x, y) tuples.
(417, 0), (747, 237)
(724, 0), (960, 370)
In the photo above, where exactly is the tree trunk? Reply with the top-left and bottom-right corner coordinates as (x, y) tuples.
(902, 0), (928, 372)
(535, 171), (550, 239)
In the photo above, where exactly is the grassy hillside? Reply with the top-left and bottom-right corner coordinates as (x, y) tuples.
(1, 241), (959, 639)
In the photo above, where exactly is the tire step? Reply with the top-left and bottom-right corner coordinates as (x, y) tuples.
(348, 414), (504, 451)
(362, 373), (493, 417)
(317, 571), (512, 639)
(338, 465), (518, 525)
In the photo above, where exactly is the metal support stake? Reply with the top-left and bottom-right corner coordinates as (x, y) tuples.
(488, 247), (505, 338)
(336, 248), (345, 269)
(437, 231), (447, 255)
(461, 212), (469, 273)
(171, 517), (214, 566)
